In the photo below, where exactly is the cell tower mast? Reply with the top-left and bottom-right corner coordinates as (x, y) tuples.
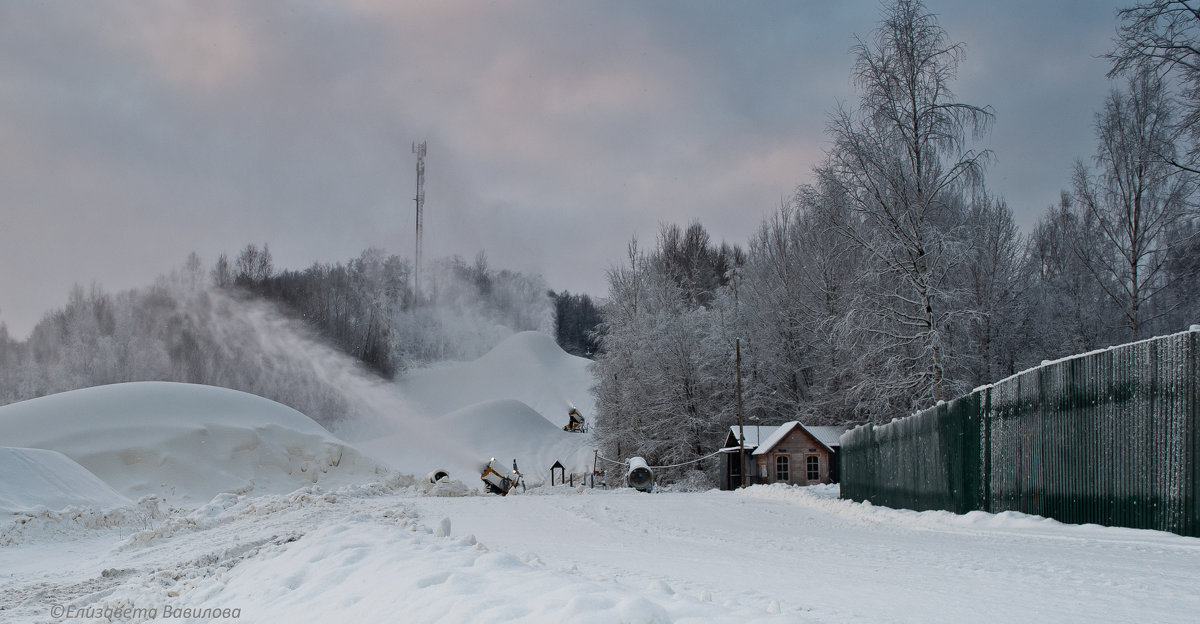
(412, 140), (427, 301)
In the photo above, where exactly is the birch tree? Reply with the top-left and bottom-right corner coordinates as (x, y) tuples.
(1072, 71), (1195, 340)
(823, 0), (992, 410)
(1108, 0), (1200, 173)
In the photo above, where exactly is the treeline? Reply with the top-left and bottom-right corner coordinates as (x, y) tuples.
(592, 0), (1200, 469)
(216, 246), (557, 376)
(550, 290), (602, 357)
(0, 248), (564, 427)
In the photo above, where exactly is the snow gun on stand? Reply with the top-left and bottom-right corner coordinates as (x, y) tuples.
(481, 458), (525, 495)
(563, 407), (587, 433)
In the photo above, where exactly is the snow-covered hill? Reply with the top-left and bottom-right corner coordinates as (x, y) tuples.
(0, 382), (387, 506)
(396, 330), (595, 428)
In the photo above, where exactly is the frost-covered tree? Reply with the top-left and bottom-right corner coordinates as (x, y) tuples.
(1160, 216), (1200, 325)
(593, 232), (740, 471)
(1072, 71), (1195, 340)
(1025, 194), (1123, 356)
(959, 193), (1027, 386)
(735, 183), (863, 424)
(822, 0), (992, 411)
(1108, 0), (1200, 173)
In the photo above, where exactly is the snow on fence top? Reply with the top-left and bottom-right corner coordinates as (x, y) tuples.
(839, 328), (1199, 537)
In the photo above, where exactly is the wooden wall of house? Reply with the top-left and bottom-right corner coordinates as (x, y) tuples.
(755, 427), (834, 486)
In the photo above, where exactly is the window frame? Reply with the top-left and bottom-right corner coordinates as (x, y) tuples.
(775, 455), (789, 482)
(806, 455), (820, 482)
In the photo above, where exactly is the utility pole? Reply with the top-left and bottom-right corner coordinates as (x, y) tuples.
(412, 140), (427, 301)
(736, 337), (745, 488)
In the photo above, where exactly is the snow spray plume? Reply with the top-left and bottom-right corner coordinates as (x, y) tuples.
(391, 255), (555, 366)
(169, 286), (486, 470)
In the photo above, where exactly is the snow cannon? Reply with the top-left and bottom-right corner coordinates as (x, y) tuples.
(563, 407), (586, 433)
(481, 458), (525, 495)
(626, 456), (654, 492)
(427, 470), (450, 483)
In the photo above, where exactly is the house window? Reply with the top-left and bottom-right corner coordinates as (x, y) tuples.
(806, 456), (820, 482)
(775, 456), (789, 482)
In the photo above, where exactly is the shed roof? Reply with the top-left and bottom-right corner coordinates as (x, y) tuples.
(750, 421), (849, 456)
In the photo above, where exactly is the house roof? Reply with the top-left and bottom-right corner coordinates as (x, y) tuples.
(752, 422), (800, 456)
(805, 426), (848, 450)
(750, 421), (849, 456)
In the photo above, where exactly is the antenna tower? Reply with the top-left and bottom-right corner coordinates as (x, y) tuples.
(412, 140), (427, 301)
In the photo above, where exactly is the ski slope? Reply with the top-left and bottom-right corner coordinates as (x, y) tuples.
(396, 331), (596, 427)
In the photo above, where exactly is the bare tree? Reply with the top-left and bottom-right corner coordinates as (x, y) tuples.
(1072, 71), (1195, 340)
(1025, 194), (1121, 357)
(1108, 0), (1200, 173)
(823, 0), (992, 408)
(960, 192), (1027, 386)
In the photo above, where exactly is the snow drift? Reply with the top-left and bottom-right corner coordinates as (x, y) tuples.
(0, 382), (388, 506)
(0, 447), (131, 514)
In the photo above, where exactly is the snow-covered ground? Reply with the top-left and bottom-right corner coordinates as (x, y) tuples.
(1, 331), (1197, 623)
(3, 482), (1198, 623)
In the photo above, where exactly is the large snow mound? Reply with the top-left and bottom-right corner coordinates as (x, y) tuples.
(397, 331), (595, 428)
(0, 382), (388, 506)
(440, 399), (594, 476)
(357, 399), (594, 486)
(356, 331), (598, 486)
(0, 447), (132, 514)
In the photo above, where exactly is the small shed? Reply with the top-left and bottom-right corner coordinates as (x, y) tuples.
(717, 424), (779, 490)
(718, 421), (847, 490)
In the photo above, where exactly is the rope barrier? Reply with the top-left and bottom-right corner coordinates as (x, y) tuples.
(594, 453), (628, 467)
(647, 449), (724, 470)
(593, 449), (724, 470)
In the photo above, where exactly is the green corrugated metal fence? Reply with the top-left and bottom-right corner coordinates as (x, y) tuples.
(839, 328), (1199, 537)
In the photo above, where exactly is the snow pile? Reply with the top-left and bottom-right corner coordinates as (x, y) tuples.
(440, 399), (593, 480)
(357, 332), (598, 485)
(397, 331), (595, 428)
(0, 447), (131, 514)
(0, 382), (389, 506)
(358, 398), (594, 487)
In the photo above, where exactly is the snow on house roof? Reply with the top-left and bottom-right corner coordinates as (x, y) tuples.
(750, 421), (849, 456)
(805, 425), (848, 450)
(752, 422), (800, 455)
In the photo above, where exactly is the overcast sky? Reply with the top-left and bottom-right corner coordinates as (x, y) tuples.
(1, 0), (1128, 338)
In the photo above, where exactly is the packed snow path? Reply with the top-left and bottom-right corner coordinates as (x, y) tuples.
(3, 482), (1198, 623)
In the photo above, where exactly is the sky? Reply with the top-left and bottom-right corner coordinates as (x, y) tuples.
(0, 0), (1128, 339)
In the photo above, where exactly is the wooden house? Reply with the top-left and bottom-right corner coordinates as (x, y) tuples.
(717, 421), (847, 490)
